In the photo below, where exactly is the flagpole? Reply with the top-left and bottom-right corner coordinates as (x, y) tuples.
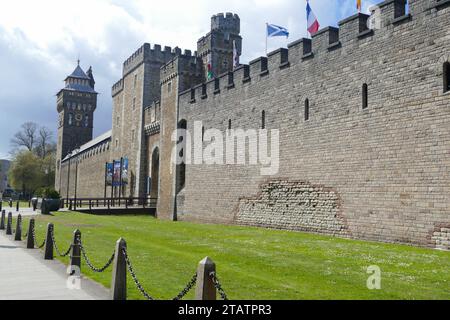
(265, 23), (268, 56)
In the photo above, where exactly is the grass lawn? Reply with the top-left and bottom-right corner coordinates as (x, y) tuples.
(12, 212), (450, 300)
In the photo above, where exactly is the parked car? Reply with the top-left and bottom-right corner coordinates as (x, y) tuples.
(2, 188), (18, 200)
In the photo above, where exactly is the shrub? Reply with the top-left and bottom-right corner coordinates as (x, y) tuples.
(37, 187), (60, 199)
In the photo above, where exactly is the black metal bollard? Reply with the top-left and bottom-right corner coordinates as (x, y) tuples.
(0, 210), (5, 230)
(16, 201), (19, 212)
(195, 257), (217, 300)
(6, 212), (12, 235)
(9, 199), (12, 208)
(69, 230), (82, 275)
(44, 223), (54, 260)
(0, 201), (2, 212)
(26, 219), (35, 249)
(111, 238), (127, 300)
(14, 214), (22, 241)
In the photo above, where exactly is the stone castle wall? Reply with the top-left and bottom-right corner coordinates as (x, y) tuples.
(176, 0), (450, 248)
(59, 138), (111, 199)
(56, 0), (450, 250)
(110, 44), (190, 198)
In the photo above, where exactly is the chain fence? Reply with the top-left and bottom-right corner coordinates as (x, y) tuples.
(210, 271), (229, 300)
(173, 273), (198, 300)
(121, 247), (226, 301)
(50, 228), (72, 257)
(122, 247), (155, 300)
(80, 240), (115, 273)
(3, 221), (230, 301)
(32, 227), (46, 249)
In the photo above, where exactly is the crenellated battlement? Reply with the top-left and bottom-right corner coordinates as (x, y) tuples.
(122, 43), (195, 77)
(113, 43), (196, 96)
(181, 0), (447, 104)
(211, 12), (240, 34)
(111, 79), (124, 97)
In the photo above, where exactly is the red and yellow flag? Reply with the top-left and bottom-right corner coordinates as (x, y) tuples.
(357, 0), (362, 12)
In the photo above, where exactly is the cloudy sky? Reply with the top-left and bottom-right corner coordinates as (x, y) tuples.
(0, 0), (377, 159)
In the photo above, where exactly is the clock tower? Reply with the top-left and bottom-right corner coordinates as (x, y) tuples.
(55, 61), (98, 192)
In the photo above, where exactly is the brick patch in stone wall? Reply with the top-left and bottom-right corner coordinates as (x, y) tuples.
(235, 180), (350, 236)
(430, 225), (450, 251)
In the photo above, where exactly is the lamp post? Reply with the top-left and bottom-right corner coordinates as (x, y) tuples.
(74, 148), (80, 204)
(66, 151), (73, 200)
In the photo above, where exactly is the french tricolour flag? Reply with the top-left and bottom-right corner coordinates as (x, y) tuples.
(306, 0), (320, 35)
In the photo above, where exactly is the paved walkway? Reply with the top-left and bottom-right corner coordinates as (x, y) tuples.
(2, 207), (37, 217)
(0, 215), (109, 300)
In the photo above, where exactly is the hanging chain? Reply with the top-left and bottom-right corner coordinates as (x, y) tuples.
(79, 240), (115, 273)
(173, 273), (197, 300)
(32, 227), (45, 249)
(50, 228), (72, 257)
(121, 247), (155, 300)
(210, 272), (229, 300)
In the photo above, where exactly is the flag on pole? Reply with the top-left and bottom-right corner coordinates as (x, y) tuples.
(233, 40), (239, 69)
(207, 53), (213, 80)
(306, 0), (320, 36)
(266, 24), (290, 38)
(357, 0), (362, 12)
(265, 23), (289, 55)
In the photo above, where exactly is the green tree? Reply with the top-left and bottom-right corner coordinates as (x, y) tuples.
(41, 152), (56, 187)
(8, 151), (44, 197)
(8, 122), (57, 197)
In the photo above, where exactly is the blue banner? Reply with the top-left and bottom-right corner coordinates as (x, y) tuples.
(113, 161), (121, 187)
(106, 163), (113, 186)
(122, 158), (129, 185)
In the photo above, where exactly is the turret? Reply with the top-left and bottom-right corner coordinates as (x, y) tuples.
(197, 13), (242, 81)
(211, 12), (240, 35)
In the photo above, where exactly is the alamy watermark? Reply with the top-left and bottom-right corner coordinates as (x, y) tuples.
(171, 121), (280, 176)
(66, 265), (82, 290)
(366, 265), (382, 290)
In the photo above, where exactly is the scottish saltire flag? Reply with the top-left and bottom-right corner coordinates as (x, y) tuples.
(306, 0), (320, 35)
(267, 24), (289, 38)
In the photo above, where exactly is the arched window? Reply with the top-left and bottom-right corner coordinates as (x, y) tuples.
(304, 99), (310, 121)
(444, 62), (450, 93)
(362, 83), (368, 109)
(68, 113), (73, 125)
(84, 114), (89, 127)
(261, 110), (266, 129)
(228, 119), (232, 130)
(202, 126), (205, 142)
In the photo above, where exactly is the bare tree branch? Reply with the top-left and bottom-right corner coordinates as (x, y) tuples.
(10, 122), (38, 152)
(36, 126), (53, 158)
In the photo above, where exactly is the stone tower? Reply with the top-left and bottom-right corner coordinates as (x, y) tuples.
(55, 61), (98, 192)
(197, 13), (242, 80)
